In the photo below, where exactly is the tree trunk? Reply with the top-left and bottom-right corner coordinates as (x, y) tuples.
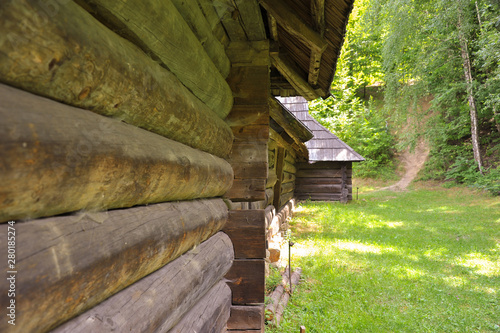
(457, 11), (484, 174)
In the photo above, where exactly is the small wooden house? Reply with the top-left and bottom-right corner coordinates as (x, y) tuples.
(279, 96), (364, 203)
(0, 1), (354, 332)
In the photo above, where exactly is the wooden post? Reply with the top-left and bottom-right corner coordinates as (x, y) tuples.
(340, 164), (348, 204)
(224, 41), (270, 332)
(273, 147), (285, 209)
(300, 325), (307, 333)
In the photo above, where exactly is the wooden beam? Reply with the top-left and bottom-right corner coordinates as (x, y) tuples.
(273, 147), (285, 209)
(77, 0), (233, 118)
(235, 0), (267, 41)
(53, 233), (234, 333)
(308, 50), (323, 86)
(224, 179), (266, 201)
(311, 0), (326, 35)
(223, 210), (266, 259)
(0, 0), (233, 158)
(0, 199), (228, 333)
(270, 53), (321, 101)
(213, 0), (247, 41)
(0, 84), (233, 222)
(227, 305), (265, 330)
(259, 0), (328, 54)
(169, 280), (232, 333)
(226, 259), (265, 304)
(269, 97), (314, 142)
(269, 15), (279, 41)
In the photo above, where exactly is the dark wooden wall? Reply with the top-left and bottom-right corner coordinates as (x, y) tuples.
(296, 162), (353, 202)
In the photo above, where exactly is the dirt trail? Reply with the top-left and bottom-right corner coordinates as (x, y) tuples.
(380, 140), (430, 191)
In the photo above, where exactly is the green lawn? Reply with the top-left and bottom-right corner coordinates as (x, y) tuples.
(267, 185), (500, 333)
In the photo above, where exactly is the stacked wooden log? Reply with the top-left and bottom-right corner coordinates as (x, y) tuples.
(265, 267), (302, 327)
(0, 0), (239, 332)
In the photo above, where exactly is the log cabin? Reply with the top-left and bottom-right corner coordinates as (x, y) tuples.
(0, 0), (354, 332)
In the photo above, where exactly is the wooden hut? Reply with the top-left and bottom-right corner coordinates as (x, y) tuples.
(0, 1), (354, 332)
(279, 96), (364, 203)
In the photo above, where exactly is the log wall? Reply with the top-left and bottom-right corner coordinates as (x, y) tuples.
(0, 1), (250, 332)
(296, 162), (353, 202)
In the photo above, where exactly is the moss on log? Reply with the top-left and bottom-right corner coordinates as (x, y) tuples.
(0, 84), (233, 222)
(0, 0), (232, 157)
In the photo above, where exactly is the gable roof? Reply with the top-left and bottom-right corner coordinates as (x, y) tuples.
(277, 96), (364, 162)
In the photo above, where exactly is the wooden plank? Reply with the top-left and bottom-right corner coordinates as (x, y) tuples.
(227, 305), (265, 330)
(270, 53), (321, 101)
(224, 210), (266, 259)
(0, 0), (233, 157)
(229, 142), (268, 164)
(52, 232), (234, 333)
(169, 280), (232, 333)
(297, 161), (348, 169)
(79, 0), (233, 118)
(232, 162), (268, 179)
(226, 259), (265, 304)
(171, 0), (231, 77)
(296, 169), (352, 178)
(0, 199), (228, 333)
(235, 0), (266, 41)
(0, 84), (233, 223)
(311, 0), (326, 35)
(273, 147), (285, 209)
(231, 124), (270, 143)
(224, 179), (266, 202)
(295, 184), (352, 194)
(227, 66), (270, 105)
(259, 0), (328, 54)
(295, 177), (343, 185)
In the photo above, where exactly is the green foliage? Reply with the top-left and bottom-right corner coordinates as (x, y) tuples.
(267, 188), (500, 332)
(308, 0), (394, 179)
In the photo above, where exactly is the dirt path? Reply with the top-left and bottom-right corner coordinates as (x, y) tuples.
(380, 139), (430, 191)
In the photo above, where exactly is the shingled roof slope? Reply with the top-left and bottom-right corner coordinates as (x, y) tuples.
(277, 96), (364, 162)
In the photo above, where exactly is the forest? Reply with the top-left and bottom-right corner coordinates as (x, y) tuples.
(310, 0), (500, 194)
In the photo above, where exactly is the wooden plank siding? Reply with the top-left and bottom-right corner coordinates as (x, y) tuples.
(296, 162), (353, 202)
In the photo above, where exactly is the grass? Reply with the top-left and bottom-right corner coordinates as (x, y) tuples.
(266, 184), (500, 333)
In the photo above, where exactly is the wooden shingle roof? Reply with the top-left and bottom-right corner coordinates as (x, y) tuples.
(277, 96), (364, 162)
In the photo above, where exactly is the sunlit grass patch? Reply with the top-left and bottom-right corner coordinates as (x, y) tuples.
(267, 186), (500, 333)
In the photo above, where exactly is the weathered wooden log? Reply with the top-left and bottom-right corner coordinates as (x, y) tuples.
(282, 172), (296, 183)
(296, 193), (352, 201)
(223, 210), (266, 259)
(280, 192), (295, 208)
(0, 199), (228, 333)
(266, 188), (275, 207)
(265, 205), (276, 229)
(77, 0), (233, 118)
(53, 232), (234, 333)
(283, 160), (297, 174)
(297, 161), (350, 169)
(266, 169), (278, 188)
(224, 179), (266, 202)
(272, 268), (302, 326)
(0, 84), (233, 222)
(0, 0), (233, 157)
(227, 305), (265, 331)
(284, 148), (298, 163)
(169, 280), (231, 333)
(281, 182), (295, 194)
(171, 0), (231, 78)
(196, 0), (230, 47)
